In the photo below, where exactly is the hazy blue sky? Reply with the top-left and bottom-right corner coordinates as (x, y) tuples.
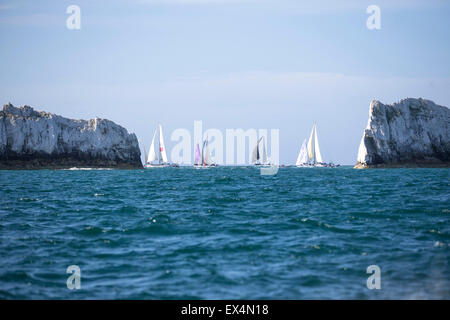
(1, 0), (449, 164)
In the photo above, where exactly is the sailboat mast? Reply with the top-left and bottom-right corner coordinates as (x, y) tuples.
(194, 144), (200, 165)
(313, 123), (323, 163)
(147, 128), (157, 164)
(307, 123), (315, 165)
(313, 123), (316, 164)
(158, 124), (161, 164)
(261, 136), (268, 164)
(204, 135), (209, 165)
(201, 140), (205, 166)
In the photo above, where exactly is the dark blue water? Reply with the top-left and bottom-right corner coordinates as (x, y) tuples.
(0, 167), (449, 299)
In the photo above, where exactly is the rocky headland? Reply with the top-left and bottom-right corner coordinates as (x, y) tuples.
(355, 98), (449, 168)
(0, 103), (142, 169)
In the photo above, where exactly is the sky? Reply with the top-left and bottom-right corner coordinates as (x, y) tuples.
(0, 0), (449, 164)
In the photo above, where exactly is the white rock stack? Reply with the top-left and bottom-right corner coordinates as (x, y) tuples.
(0, 103), (142, 169)
(355, 98), (450, 168)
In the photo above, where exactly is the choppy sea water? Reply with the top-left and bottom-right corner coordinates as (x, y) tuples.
(0, 167), (449, 299)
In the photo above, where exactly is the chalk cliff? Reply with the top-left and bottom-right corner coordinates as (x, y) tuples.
(355, 98), (450, 168)
(0, 103), (142, 169)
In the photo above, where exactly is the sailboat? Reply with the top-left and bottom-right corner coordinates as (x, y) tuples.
(296, 123), (339, 168)
(295, 139), (309, 167)
(194, 135), (217, 168)
(144, 124), (178, 168)
(306, 122), (324, 166)
(295, 122), (327, 167)
(194, 143), (202, 167)
(252, 136), (270, 166)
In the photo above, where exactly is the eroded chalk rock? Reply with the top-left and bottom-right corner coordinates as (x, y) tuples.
(0, 103), (142, 169)
(355, 98), (449, 168)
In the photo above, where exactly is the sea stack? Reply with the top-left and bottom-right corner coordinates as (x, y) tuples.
(0, 103), (142, 169)
(354, 98), (450, 168)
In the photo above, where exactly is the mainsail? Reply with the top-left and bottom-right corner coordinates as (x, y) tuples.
(201, 135), (214, 165)
(147, 128), (157, 163)
(313, 125), (323, 163)
(307, 125), (315, 162)
(203, 137), (208, 165)
(261, 136), (268, 164)
(194, 143), (201, 165)
(158, 124), (168, 163)
(307, 123), (323, 164)
(296, 139), (308, 165)
(252, 137), (263, 164)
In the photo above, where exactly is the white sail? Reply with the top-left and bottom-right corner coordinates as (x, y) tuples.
(147, 128), (157, 163)
(194, 143), (201, 165)
(296, 139), (308, 166)
(306, 123), (324, 164)
(202, 135), (214, 165)
(203, 139), (209, 164)
(314, 124), (323, 163)
(261, 136), (268, 164)
(251, 137), (262, 164)
(158, 124), (168, 163)
(307, 124), (315, 163)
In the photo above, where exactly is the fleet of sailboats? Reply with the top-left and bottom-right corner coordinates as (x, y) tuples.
(143, 122), (338, 168)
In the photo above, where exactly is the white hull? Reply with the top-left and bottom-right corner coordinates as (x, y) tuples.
(193, 164), (217, 169)
(314, 163), (325, 167)
(144, 163), (179, 168)
(296, 163), (337, 168)
(295, 164), (315, 168)
(144, 164), (170, 168)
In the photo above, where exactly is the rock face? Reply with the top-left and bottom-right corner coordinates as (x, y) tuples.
(0, 103), (142, 169)
(355, 98), (450, 168)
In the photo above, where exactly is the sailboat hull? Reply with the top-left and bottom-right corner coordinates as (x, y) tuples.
(254, 163), (271, 168)
(296, 123), (338, 167)
(295, 163), (337, 168)
(144, 163), (179, 168)
(144, 164), (169, 168)
(295, 164), (314, 168)
(193, 164), (218, 169)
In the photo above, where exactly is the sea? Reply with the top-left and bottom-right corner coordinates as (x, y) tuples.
(0, 167), (449, 299)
